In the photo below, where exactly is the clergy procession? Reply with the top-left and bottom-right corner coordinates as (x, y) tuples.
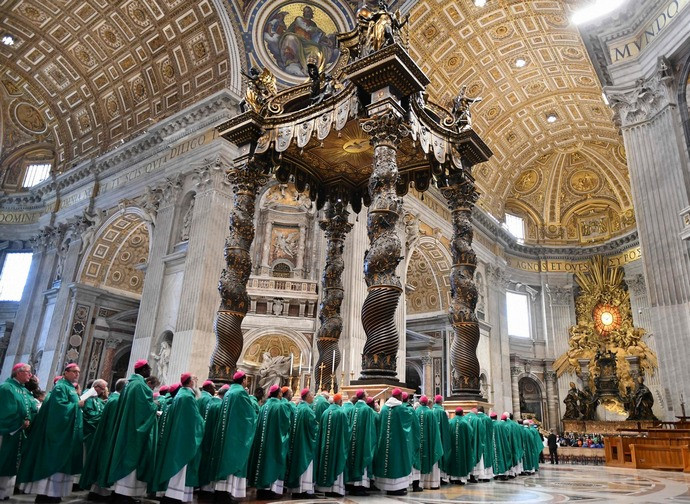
(0, 361), (544, 504)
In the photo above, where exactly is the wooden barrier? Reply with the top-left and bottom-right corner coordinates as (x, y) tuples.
(605, 435), (690, 472)
(630, 444), (688, 471)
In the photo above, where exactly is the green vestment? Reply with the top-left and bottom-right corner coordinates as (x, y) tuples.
(373, 399), (415, 480)
(528, 427), (542, 471)
(312, 395), (329, 420)
(151, 387), (204, 492)
(250, 395), (260, 415)
(342, 401), (355, 423)
(0, 378), (37, 477)
(198, 390), (213, 416)
(467, 412), (493, 469)
(197, 397), (222, 488)
(80, 392), (120, 489)
(17, 378), (83, 483)
(212, 384), (258, 482)
(315, 404), (350, 488)
(285, 401), (318, 488)
(432, 404), (451, 473)
(415, 405), (443, 474)
(82, 396), (105, 454)
(491, 419), (511, 475)
(104, 373), (158, 486)
(247, 397), (291, 488)
(506, 420), (523, 468)
(345, 401), (377, 483)
(446, 415), (473, 478)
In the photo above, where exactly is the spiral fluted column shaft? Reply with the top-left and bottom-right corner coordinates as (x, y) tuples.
(441, 173), (482, 398)
(359, 112), (408, 380)
(210, 161), (268, 381)
(314, 200), (352, 391)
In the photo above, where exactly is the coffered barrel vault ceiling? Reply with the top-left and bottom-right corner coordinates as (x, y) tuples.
(0, 0), (635, 246)
(0, 0), (230, 170)
(408, 0), (634, 245)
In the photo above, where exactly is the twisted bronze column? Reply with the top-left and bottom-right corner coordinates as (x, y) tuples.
(314, 199), (352, 391)
(440, 172), (482, 397)
(359, 112), (409, 381)
(210, 160), (268, 381)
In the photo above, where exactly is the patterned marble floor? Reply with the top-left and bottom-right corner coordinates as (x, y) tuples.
(6, 466), (690, 504)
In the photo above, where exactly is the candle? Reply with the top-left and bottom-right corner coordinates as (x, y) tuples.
(331, 350), (336, 374)
(308, 351), (312, 371)
(298, 352), (302, 375)
(290, 353), (294, 375)
(350, 346), (354, 369)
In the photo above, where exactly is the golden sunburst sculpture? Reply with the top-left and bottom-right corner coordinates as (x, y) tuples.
(554, 256), (657, 400)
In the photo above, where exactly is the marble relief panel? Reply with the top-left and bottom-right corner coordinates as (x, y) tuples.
(269, 226), (300, 266)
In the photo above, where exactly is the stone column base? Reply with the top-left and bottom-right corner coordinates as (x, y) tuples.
(443, 399), (494, 418)
(341, 384), (415, 402)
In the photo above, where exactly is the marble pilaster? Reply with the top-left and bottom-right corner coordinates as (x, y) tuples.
(510, 365), (521, 419)
(128, 176), (181, 372)
(544, 369), (559, 431)
(486, 264), (511, 412)
(171, 157), (234, 381)
(607, 58), (690, 418)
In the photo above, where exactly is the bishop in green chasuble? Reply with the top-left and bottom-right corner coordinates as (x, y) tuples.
(312, 392), (330, 420)
(212, 372), (257, 501)
(151, 373), (204, 503)
(0, 364), (37, 500)
(416, 396), (443, 490)
(373, 389), (415, 495)
(432, 396), (451, 481)
(82, 380), (107, 455)
(105, 360), (158, 499)
(197, 383), (222, 495)
(247, 385), (291, 500)
(490, 413), (511, 478)
(447, 408), (474, 483)
(345, 390), (377, 494)
(18, 364), (83, 500)
(314, 394), (350, 497)
(467, 408), (494, 481)
(286, 389), (319, 498)
(80, 379), (127, 498)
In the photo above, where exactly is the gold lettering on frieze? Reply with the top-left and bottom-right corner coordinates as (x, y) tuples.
(59, 187), (93, 210)
(101, 129), (217, 193)
(609, 0), (689, 63)
(0, 210), (41, 225)
(506, 246), (642, 273)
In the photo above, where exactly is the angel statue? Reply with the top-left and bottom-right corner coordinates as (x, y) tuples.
(307, 63), (338, 105)
(358, 0), (409, 56)
(240, 67), (277, 114)
(451, 85), (483, 130)
(258, 352), (292, 390)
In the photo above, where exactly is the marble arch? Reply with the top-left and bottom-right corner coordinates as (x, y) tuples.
(405, 236), (452, 315)
(78, 208), (151, 298)
(240, 327), (312, 368)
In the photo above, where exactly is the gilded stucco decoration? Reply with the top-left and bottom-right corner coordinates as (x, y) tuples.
(406, 240), (452, 315)
(408, 0), (633, 245)
(554, 256), (657, 408)
(79, 212), (150, 297)
(0, 0), (230, 175)
(242, 333), (301, 365)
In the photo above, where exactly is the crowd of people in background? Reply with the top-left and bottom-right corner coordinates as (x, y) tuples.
(1, 360), (548, 504)
(557, 433), (604, 448)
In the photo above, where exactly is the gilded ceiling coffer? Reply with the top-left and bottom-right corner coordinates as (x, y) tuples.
(440, 171), (482, 398)
(314, 198), (352, 392)
(210, 155), (269, 381)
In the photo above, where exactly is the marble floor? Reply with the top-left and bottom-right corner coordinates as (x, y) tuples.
(6, 466), (690, 504)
